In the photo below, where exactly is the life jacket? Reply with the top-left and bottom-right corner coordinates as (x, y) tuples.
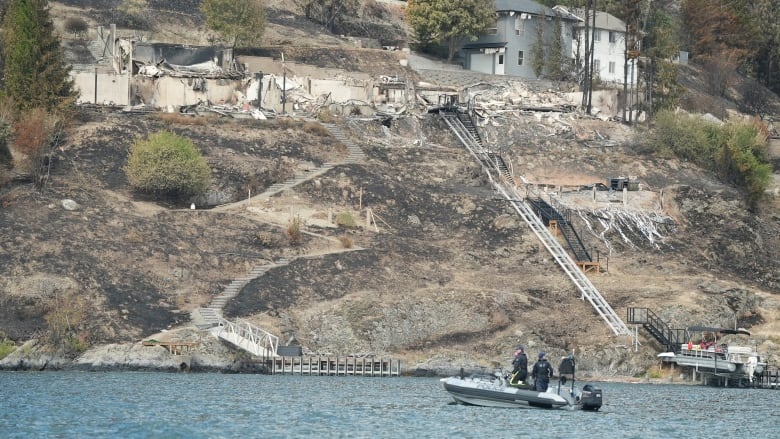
(534, 360), (552, 380)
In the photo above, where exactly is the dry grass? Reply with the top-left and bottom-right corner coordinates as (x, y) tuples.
(338, 233), (353, 248)
(302, 121), (330, 137)
(286, 216), (303, 245)
(157, 113), (208, 126)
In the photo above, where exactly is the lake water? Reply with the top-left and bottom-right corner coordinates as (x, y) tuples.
(0, 372), (777, 438)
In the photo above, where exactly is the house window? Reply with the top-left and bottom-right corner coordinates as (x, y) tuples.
(515, 16), (526, 35)
(593, 59), (600, 72)
(518, 50), (524, 66)
(609, 31), (617, 43)
(608, 61), (615, 74)
(594, 30), (601, 42)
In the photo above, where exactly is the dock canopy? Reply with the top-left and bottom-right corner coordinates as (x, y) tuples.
(687, 326), (750, 336)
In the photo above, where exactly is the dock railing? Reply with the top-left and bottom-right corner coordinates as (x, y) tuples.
(213, 317), (279, 358)
(270, 356), (401, 377)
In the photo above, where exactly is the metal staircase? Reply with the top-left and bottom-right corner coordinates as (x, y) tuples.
(527, 198), (591, 262)
(440, 108), (630, 337)
(626, 307), (688, 352)
(456, 111), (483, 147)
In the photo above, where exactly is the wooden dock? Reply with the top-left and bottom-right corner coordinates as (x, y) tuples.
(755, 365), (780, 389)
(269, 356), (401, 377)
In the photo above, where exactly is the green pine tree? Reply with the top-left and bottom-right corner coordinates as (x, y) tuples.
(1, 0), (76, 115)
(200, 0), (266, 48)
(406, 0), (495, 62)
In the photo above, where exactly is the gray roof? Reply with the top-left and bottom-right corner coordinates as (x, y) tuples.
(567, 8), (627, 32)
(494, 0), (553, 15)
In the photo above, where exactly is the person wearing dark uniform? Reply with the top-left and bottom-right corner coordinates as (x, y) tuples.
(531, 351), (554, 392)
(509, 346), (528, 385)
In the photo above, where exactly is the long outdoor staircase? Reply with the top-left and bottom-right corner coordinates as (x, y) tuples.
(440, 107), (631, 337)
(626, 307), (688, 352)
(192, 258), (290, 357)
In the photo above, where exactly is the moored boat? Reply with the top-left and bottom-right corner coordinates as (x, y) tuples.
(660, 326), (767, 386)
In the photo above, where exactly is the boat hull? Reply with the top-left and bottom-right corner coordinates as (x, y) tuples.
(441, 377), (572, 409)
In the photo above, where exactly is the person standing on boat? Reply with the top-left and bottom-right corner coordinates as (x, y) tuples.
(531, 352), (554, 392)
(509, 346), (528, 385)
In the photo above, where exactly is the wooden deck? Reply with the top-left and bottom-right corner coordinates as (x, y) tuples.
(142, 340), (197, 355)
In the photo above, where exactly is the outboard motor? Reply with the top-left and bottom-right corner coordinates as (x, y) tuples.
(559, 354), (603, 411)
(578, 384), (603, 411)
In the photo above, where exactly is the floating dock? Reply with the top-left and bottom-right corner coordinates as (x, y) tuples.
(269, 356), (401, 377)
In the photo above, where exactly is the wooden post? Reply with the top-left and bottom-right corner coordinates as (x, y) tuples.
(660, 188), (664, 210)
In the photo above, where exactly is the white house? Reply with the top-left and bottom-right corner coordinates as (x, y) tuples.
(557, 7), (638, 85)
(460, 0), (578, 78)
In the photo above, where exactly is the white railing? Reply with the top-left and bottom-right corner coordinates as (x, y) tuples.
(441, 110), (631, 337)
(214, 317), (279, 357)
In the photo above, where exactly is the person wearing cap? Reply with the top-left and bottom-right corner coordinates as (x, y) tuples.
(531, 351), (554, 392)
(509, 346), (528, 386)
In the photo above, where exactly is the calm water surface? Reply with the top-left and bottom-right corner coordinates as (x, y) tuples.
(0, 371), (777, 438)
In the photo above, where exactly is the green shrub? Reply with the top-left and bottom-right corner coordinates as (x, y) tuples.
(0, 331), (14, 360)
(335, 211), (357, 228)
(125, 131), (211, 197)
(716, 123), (772, 206)
(645, 110), (771, 207)
(646, 110), (720, 167)
(0, 121), (12, 167)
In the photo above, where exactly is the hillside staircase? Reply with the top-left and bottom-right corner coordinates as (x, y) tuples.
(626, 307), (688, 352)
(440, 107), (630, 337)
(192, 258), (290, 357)
(212, 121), (364, 212)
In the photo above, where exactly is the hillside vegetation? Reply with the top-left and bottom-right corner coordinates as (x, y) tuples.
(0, 1), (779, 377)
